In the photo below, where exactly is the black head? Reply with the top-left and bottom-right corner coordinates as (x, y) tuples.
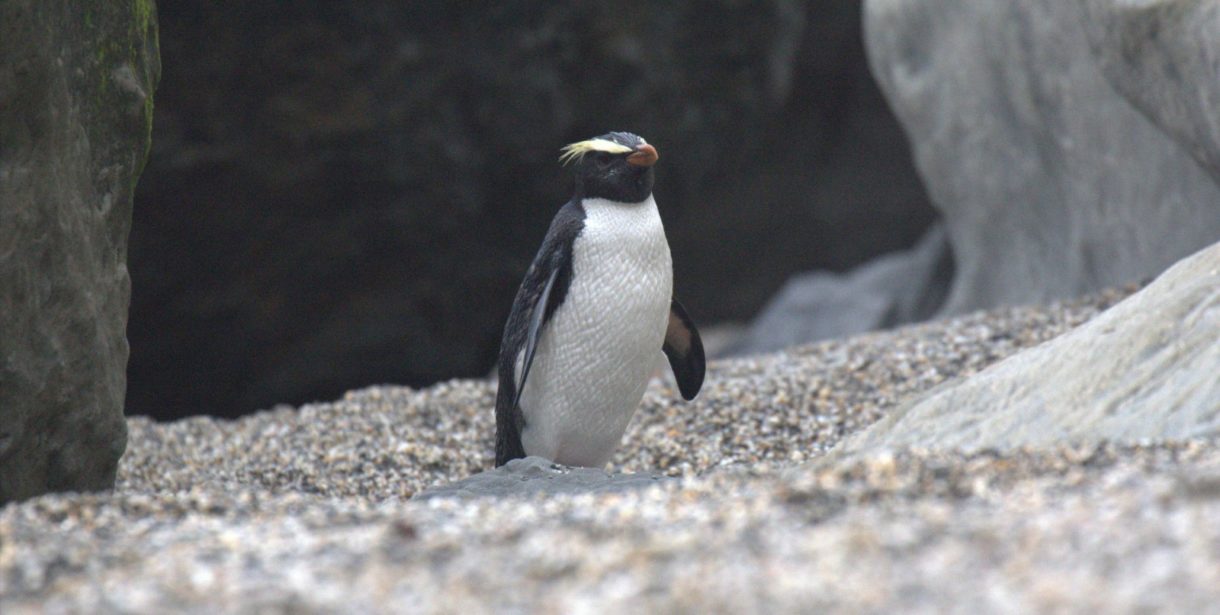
(559, 131), (657, 203)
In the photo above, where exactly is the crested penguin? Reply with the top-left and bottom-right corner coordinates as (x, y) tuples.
(494, 132), (705, 468)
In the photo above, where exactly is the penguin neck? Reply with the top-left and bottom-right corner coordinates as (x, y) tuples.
(573, 168), (655, 204)
(575, 191), (655, 209)
(576, 194), (666, 257)
(577, 195), (663, 239)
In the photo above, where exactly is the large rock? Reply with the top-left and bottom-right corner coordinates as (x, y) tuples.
(729, 223), (950, 355)
(864, 0), (1220, 316)
(127, 1), (936, 419)
(0, 2), (160, 504)
(837, 241), (1220, 456)
(1081, 1), (1220, 182)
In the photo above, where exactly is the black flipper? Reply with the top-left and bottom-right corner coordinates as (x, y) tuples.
(663, 299), (705, 401)
(512, 266), (558, 415)
(495, 200), (586, 467)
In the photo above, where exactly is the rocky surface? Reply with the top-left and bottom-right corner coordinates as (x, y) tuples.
(864, 0), (1220, 316)
(416, 457), (670, 500)
(6, 286), (1203, 613)
(729, 224), (950, 355)
(6, 442), (1220, 613)
(0, 1), (159, 504)
(126, 1), (936, 420)
(839, 241), (1220, 457)
(113, 287), (1135, 500)
(1082, 0), (1220, 182)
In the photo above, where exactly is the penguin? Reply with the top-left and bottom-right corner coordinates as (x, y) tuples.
(494, 131), (705, 468)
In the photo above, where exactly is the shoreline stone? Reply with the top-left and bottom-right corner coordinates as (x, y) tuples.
(0, 0), (160, 505)
(413, 456), (671, 500)
(836, 241), (1220, 457)
(864, 0), (1220, 315)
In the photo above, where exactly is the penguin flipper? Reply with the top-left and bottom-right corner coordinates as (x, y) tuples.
(511, 265), (559, 415)
(663, 299), (705, 400)
(495, 201), (585, 467)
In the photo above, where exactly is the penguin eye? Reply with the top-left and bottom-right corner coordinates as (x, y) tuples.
(594, 152), (613, 167)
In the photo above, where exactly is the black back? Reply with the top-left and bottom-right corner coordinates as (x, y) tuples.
(494, 200), (586, 466)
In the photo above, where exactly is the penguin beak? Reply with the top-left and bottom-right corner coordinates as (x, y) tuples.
(626, 144), (659, 167)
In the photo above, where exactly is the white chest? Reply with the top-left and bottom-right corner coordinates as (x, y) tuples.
(576, 196), (674, 303)
(518, 196), (673, 466)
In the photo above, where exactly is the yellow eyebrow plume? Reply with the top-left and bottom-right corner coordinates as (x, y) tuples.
(558, 138), (634, 165)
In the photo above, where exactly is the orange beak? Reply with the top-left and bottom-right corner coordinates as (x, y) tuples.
(626, 143), (659, 167)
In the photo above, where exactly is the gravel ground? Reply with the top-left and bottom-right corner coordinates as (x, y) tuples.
(8, 284), (1218, 613)
(117, 285), (1137, 499)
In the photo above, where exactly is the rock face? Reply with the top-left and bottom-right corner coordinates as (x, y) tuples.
(864, 0), (1220, 316)
(0, 1), (160, 504)
(1081, 1), (1220, 182)
(127, 1), (936, 419)
(838, 241), (1220, 456)
(729, 224), (950, 355)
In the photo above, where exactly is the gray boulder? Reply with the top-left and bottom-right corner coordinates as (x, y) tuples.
(0, 1), (160, 504)
(729, 223), (950, 355)
(415, 456), (670, 500)
(1081, 1), (1220, 182)
(836, 240), (1220, 456)
(864, 0), (1220, 316)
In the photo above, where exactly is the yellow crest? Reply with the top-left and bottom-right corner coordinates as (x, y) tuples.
(558, 138), (634, 166)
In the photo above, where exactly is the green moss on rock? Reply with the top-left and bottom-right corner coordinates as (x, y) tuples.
(0, 1), (160, 504)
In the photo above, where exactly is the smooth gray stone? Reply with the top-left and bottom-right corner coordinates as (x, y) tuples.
(415, 457), (672, 500)
(864, 0), (1220, 316)
(0, 1), (160, 504)
(836, 240), (1220, 456)
(1081, 0), (1220, 183)
(729, 224), (950, 355)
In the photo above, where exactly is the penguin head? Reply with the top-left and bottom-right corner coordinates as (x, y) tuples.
(559, 131), (657, 203)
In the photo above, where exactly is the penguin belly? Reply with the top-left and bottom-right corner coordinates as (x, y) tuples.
(518, 196), (673, 467)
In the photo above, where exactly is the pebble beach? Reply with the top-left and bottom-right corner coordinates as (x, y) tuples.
(5, 284), (1220, 613)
